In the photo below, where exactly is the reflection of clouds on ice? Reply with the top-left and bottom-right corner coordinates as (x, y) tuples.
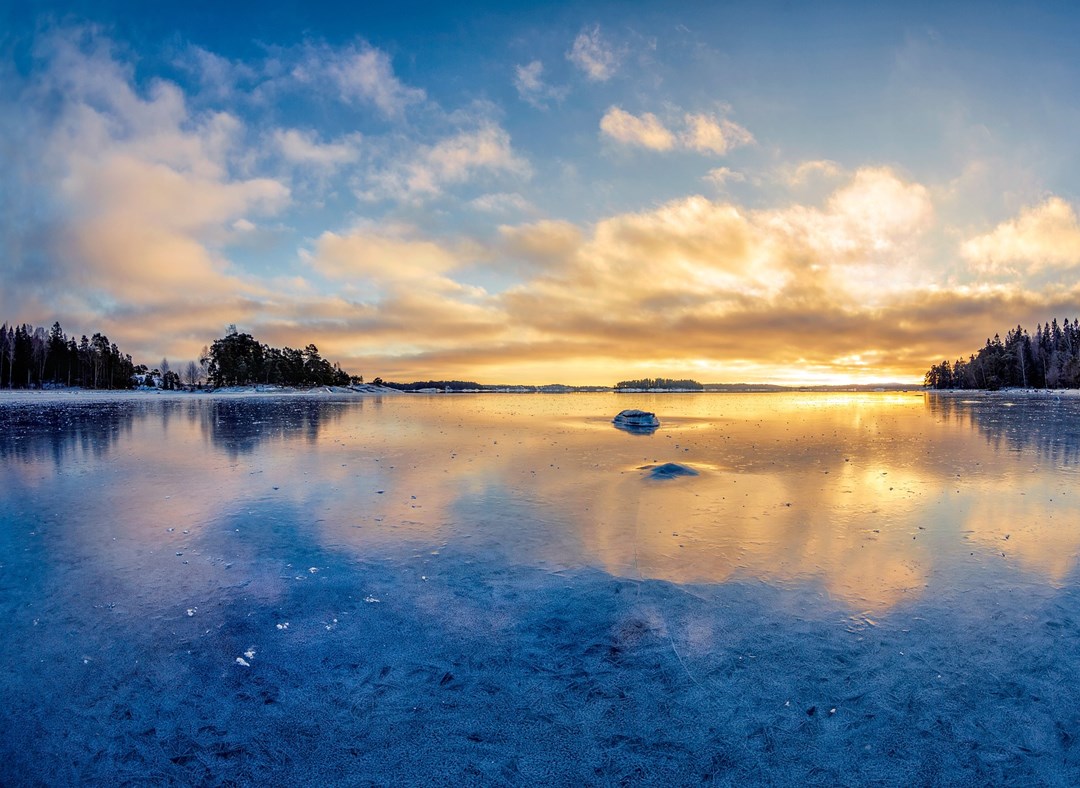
(6, 392), (1080, 619)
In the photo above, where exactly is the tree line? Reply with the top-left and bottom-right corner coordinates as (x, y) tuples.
(0, 322), (136, 389)
(206, 329), (358, 388)
(924, 319), (1080, 390)
(0, 321), (363, 390)
(614, 377), (704, 390)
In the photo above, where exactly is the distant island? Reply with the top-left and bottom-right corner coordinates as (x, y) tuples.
(381, 380), (610, 393)
(614, 377), (704, 391)
(925, 319), (1080, 390)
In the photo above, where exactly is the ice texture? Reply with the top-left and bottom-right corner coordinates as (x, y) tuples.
(2, 391), (1080, 784)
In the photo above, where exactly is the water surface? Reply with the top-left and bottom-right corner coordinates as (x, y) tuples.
(3, 392), (1080, 784)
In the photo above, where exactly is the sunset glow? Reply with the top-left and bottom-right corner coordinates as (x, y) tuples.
(5, 2), (1080, 384)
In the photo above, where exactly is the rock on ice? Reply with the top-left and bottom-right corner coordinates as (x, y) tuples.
(613, 409), (660, 434)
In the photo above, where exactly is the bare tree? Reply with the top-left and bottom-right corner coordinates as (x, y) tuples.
(184, 360), (200, 388)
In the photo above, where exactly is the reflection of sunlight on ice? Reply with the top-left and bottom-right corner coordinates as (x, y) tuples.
(963, 480), (1080, 585)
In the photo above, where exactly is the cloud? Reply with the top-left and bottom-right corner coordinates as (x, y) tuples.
(599, 107), (675, 150)
(468, 192), (534, 214)
(822, 166), (934, 252)
(513, 60), (567, 109)
(363, 123), (531, 201)
(310, 225), (461, 284)
(174, 45), (258, 100)
(515, 60), (544, 94)
(567, 25), (620, 81)
(294, 41), (425, 120)
(600, 108), (754, 156)
(273, 128), (361, 167)
(961, 197), (1080, 274)
(703, 167), (745, 187)
(0, 23), (298, 362)
(458, 167), (945, 382)
(303, 226), (506, 349)
(500, 220), (584, 267)
(787, 159), (844, 185)
(680, 113), (754, 155)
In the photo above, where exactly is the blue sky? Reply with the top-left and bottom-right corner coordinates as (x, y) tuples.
(4, 1), (1080, 383)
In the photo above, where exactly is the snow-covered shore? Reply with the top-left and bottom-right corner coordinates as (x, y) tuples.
(927, 387), (1080, 398)
(0, 384), (402, 404)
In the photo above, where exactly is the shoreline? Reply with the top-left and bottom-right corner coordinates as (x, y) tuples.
(927, 387), (1080, 398)
(7, 386), (1080, 405)
(0, 384), (403, 404)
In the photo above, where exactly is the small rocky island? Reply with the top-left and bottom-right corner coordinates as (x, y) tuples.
(612, 409), (660, 434)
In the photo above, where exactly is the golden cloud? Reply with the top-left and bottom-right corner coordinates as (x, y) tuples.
(599, 107), (676, 151)
(961, 197), (1080, 274)
(680, 113), (754, 155)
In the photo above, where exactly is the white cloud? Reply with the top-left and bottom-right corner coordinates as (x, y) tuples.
(175, 45), (257, 100)
(599, 107), (675, 151)
(703, 167), (745, 186)
(567, 25), (620, 81)
(469, 192), (534, 214)
(761, 167), (933, 262)
(825, 167), (933, 246)
(296, 42), (425, 120)
(961, 197), (1080, 274)
(513, 60), (567, 109)
(363, 123), (531, 201)
(787, 159), (844, 185)
(516, 60), (544, 93)
(681, 113), (754, 155)
(273, 128), (361, 167)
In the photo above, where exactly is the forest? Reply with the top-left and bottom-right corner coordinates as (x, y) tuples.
(924, 319), (1080, 390)
(0, 322), (136, 389)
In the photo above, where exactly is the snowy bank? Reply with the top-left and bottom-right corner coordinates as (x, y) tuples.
(0, 384), (402, 405)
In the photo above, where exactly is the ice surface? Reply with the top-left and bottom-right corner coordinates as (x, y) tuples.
(3, 391), (1080, 783)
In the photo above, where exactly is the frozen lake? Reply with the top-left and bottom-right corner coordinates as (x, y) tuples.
(3, 391), (1080, 784)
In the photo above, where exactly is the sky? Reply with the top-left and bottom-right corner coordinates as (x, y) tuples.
(4, 1), (1080, 385)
